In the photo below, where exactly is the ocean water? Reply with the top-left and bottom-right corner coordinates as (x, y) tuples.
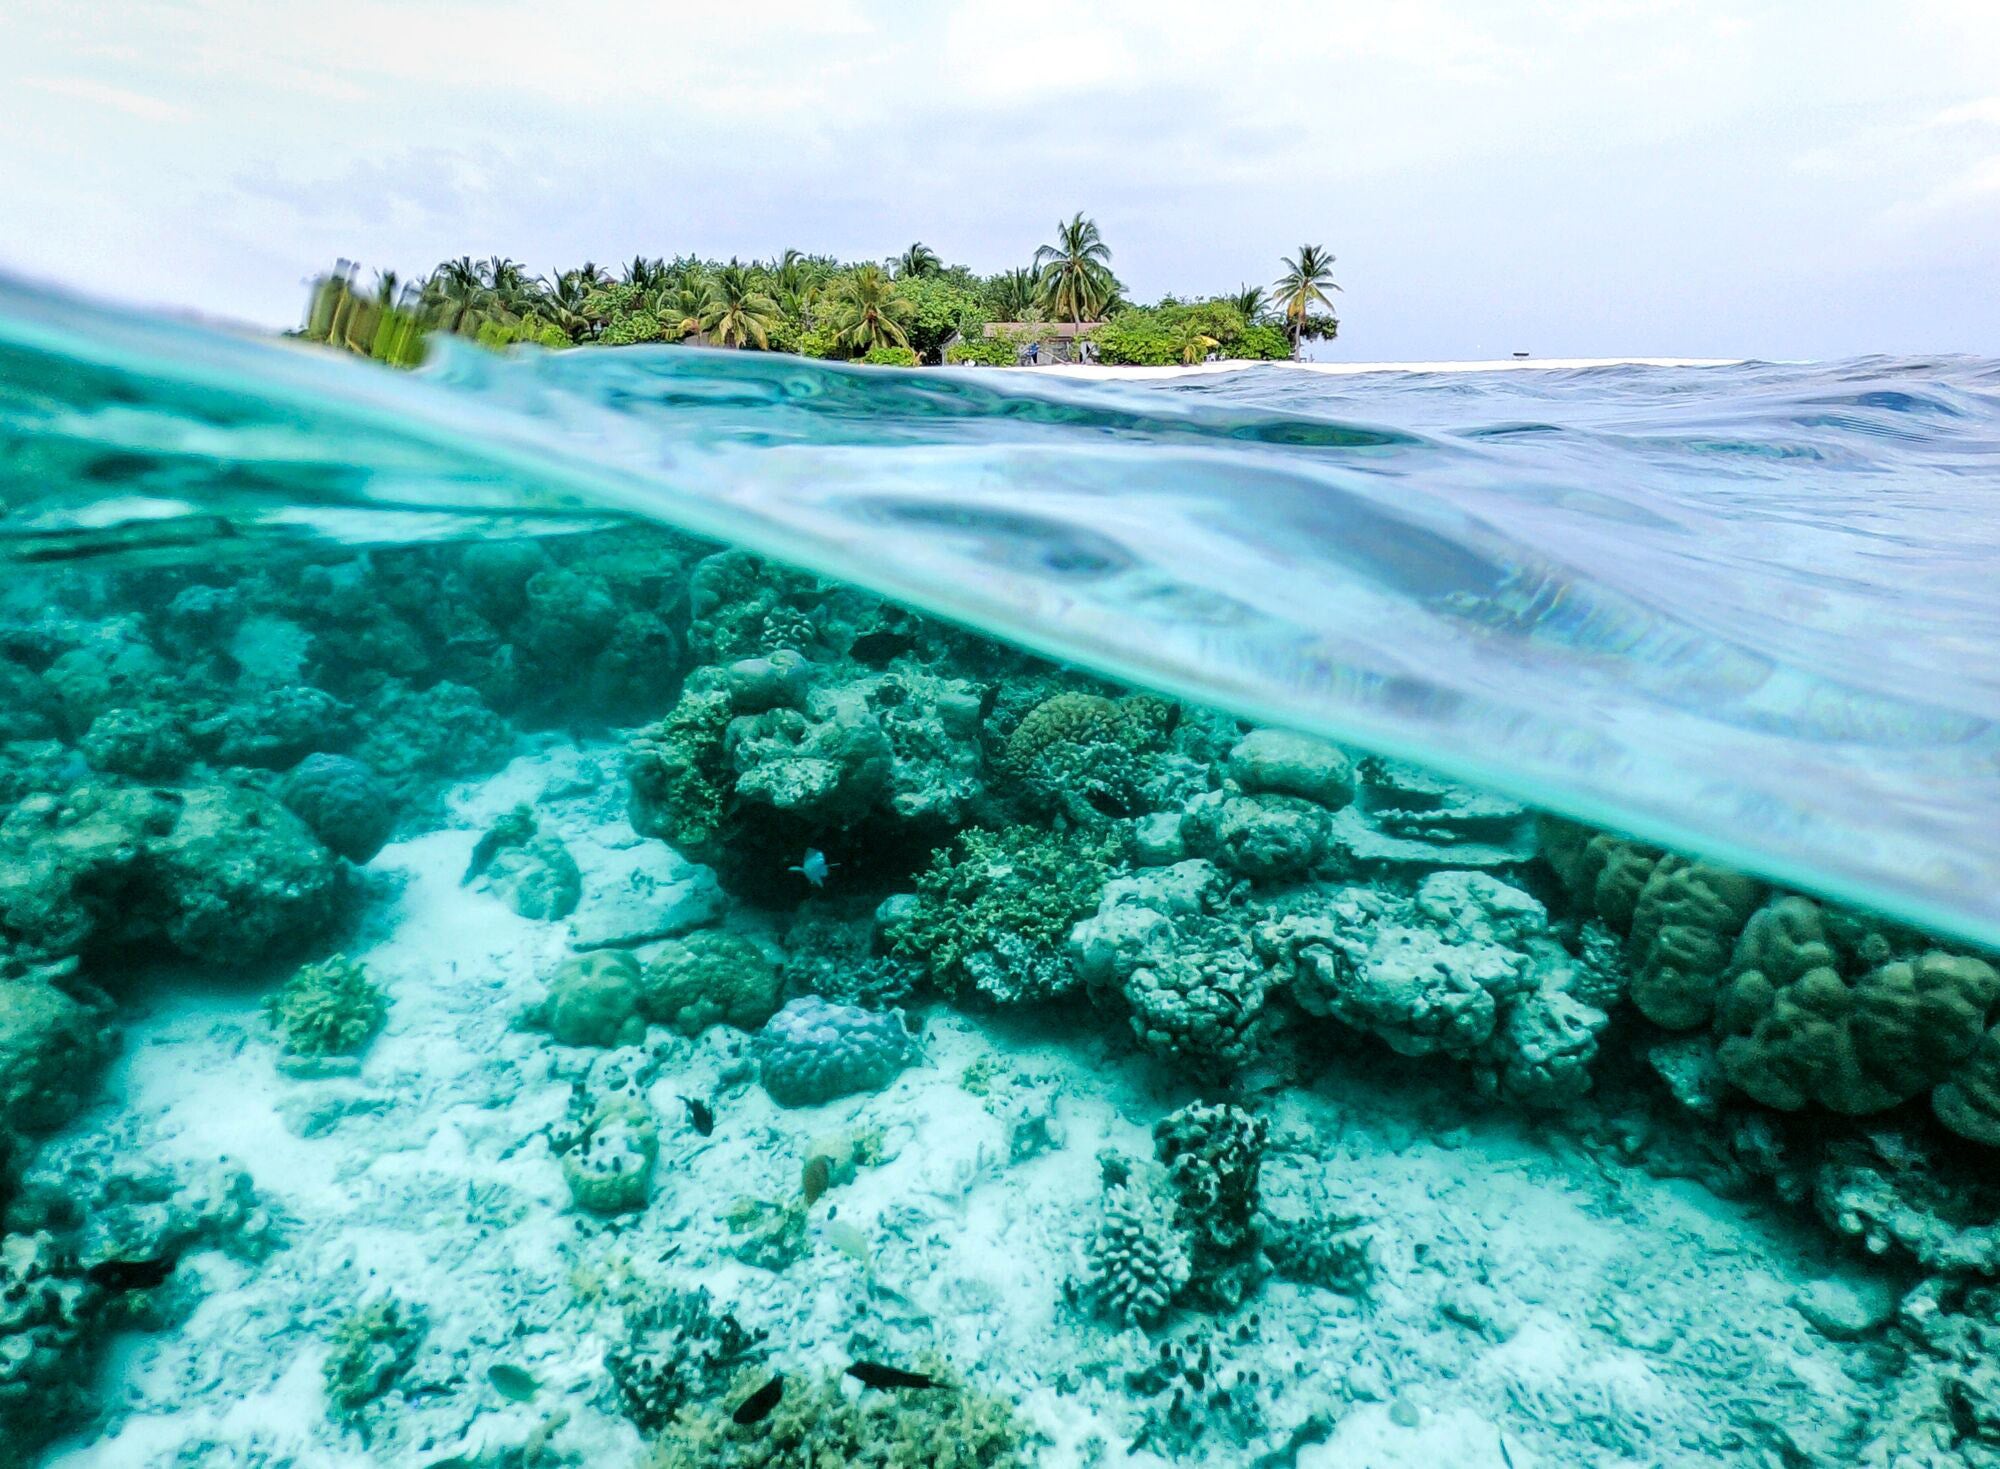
(4, 277), (2000, 1467)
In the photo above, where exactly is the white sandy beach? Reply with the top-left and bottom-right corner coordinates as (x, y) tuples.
(1014, 357), (1741, 380)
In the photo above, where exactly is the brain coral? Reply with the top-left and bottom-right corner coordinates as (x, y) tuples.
(280, 754), (398, 864)
(1626, 855), (1765, 1030)
(756, 996), (912, 1107)
(639, 930), (782, 1035)
(1716, 895), (2000, 1116)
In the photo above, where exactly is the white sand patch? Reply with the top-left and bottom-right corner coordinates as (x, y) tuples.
(1009, 356), (1740, 381)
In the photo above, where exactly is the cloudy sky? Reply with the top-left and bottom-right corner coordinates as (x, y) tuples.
(5, 0), (1998, 359)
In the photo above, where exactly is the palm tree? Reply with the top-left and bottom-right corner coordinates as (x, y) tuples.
(1272, 245), (1340, 356)
(1179, 330), (1221, 366)
(893, 242), (941, 279)
(621, 255), (667, 291)
(544, 266), (606, 340)
(1034, 213), (1118, 326)
(662, 277), (709, 342)
(823, 265), (914, 355)
(987, 267), (1039, 320)
(423, 256), (505, 335)
(1228, 284), (1267, 323)
(701, 262), (780, 349)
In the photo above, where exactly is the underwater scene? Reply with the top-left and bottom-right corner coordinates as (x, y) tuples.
(6, 286), (2000, 1469)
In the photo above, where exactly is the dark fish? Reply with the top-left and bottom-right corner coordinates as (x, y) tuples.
(86, 1256), (174, 1292)
(682, 1096), (714, 1137)
(1499, 1433), (1516, 1469)
(487, 1363), (539, 1402)
(461, 828), (506, 884)
(845, 1361), (942, 1390)
(733, 1373), (784, 1425)
(802, 1153), (831, 1206)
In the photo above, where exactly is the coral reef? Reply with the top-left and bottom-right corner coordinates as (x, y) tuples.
(532, 950), (647, 1048)
(558, 1095), (659, 1215)
(280, 753), (398, 865)
(0, 979), (112, 1154)
(647, 1363), (1032, 1469)
(1154, 1102), (1270, 1310)
(889, 826), (1122, 1004)
(0, 781), (345, 969)
(464, 804), (581, 920)
(321, 1296), (427, 1418)
(1083, 1176), (1193, 1326)
(780, 908), (921, 1011)
(756, 996), (913, 1106)
(640, 929), (782, 1035)
(264, 955), (387, 1060)
(605, 1282), (766, 1432)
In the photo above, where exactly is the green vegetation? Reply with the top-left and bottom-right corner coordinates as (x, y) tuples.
(300, 216), (1343, 369)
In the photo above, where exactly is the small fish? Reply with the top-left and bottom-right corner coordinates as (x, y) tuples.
(682, 1096), (715, 1137)
(1499, 1433), (1516, 1469)
(732, 1373), (784, 1425)
(86, 1256), (174, 1292)
(845, 1361), (943, 1390)
(487, 1363), (539, 1402)
(787, 848), (835, 887)
(802, 1153), (832, 1206)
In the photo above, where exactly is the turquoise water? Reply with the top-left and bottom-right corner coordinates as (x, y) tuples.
(6, 277), (1999, 943)
(8, 277), (2000, 1468)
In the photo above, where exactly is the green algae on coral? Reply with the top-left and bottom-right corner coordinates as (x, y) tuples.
(889, 825), (1123, 1004)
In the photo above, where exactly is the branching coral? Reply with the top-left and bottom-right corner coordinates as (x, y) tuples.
(780, 912), (920, 1011)
(321, 1296), (426, 1418)
(264, 955), (386, 1058)
(1083, 1180), (1192, 1327)
(606, 1283), (766, 1432)
(1154, 1102), (1269, 1311)
(888, 826), (1121, 1004)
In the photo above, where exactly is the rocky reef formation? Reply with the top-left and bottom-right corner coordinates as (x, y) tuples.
(12, 525), (2000, 1465)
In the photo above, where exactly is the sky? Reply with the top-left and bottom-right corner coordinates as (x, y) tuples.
(4, 0), (1999, 360)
